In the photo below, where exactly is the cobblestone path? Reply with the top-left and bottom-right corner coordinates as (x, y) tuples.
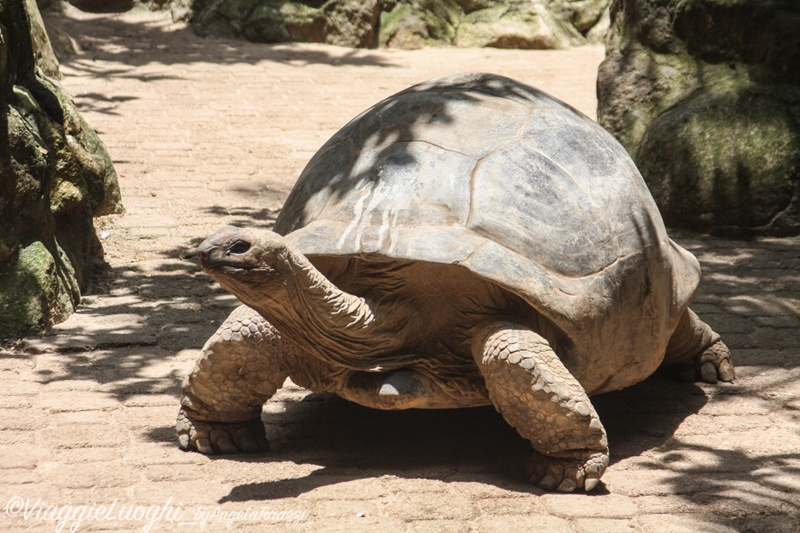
(2, 8), (799, 533)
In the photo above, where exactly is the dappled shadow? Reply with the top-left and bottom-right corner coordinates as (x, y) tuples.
(42, 8), (398, 72)
(188, 361), (799, 522)
(209, 387), (704, 503)
(217, 400), (538, 502)
(673, 230), (800, 360)
(19, 252), (239, 400)
(71, 92), (138, 115)
(199, 205), (280, 231)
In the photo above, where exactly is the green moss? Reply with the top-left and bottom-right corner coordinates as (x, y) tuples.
(456, 3), (584, 49)
(420, 0), (461, 42)
(13, 85), (90, 217)
(378, 2), (415, 46)
(1, 0), (120, 337)
(36, 75), (122, 217)
(378, 0), (462, 48)
(243, 0), (322, 43)
(639, 88), (800, 229)
(0, 241), (78, 338)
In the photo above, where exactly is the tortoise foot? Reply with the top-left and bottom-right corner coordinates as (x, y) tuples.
(680, 339), (735, 384)
(527, 451), (609, 492)
(177, 407), (269, 455)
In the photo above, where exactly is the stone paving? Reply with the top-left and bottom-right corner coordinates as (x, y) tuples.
(2, 8), (800, 533)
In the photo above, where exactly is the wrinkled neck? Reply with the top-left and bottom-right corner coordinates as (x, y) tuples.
(250, 249), (384, 369)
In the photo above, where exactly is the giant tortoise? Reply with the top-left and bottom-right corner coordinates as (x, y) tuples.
(177, 73), (734, 492)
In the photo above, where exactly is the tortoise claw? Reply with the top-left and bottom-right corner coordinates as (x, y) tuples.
(528, 451), (609, 493)
(696, 340), (735, 384)
(177, 407), (268, 455)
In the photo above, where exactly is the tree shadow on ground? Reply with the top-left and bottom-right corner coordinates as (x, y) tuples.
(161, 369), (796, 521)
(144, 359), (796, 529)
(43, 8), (398, 71)
(199, 205), (280, 231)
(13, 253), (238, 399)
(191, 377), (709, 503)
(70, 92), (138, 115)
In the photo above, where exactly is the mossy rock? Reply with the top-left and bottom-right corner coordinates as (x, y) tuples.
(194, 0), (379, 47)
(597, 0), (800, 235)
(638, 88), (800, 234)
(455, 3), (585, 49)
(0, 241), (79, 339)
(191, 0), (610, 48)
(378, 0), (462, 48)
(1, 0), (122, 338)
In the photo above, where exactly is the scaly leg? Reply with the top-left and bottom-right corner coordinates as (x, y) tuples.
(663, 308), (735, 383)
(472, 322), (609, 492)
(177, 304), (290, 454)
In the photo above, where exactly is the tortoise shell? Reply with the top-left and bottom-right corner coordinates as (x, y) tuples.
(273, 73), (700, 394)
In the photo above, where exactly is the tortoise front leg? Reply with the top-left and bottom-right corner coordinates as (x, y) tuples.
(472, 322), (609, 492)
(177, 304), (290, 454)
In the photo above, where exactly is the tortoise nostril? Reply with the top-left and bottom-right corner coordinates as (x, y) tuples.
(229, 241), (251, 255)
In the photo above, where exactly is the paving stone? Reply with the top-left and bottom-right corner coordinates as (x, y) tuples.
(0, 468), (42, 485)
(38, 392), (123, 413)
(0, 396), (32, 409)
(635, 514), (739, 533)
(0, 445), (44, 469)
(0, 431), (35, 445)
(406, 519), (473, 532)
(722, 295), (794, 317)
(673, 413), (773, 436)
(50, 410), (117, 426)
(56, 447), (122, 464)
(0, 380), (39, 396)
(474, 495), (547, 516)
(633, 494), (706, 514)
(575, 518), (637, 533)
(38, 462), (135, 489)
(473, 514), (574, 532)
(541, 493), (638, 518)
(729, 513), (800, 533)
(313, 499), (381, 519)
(753, 315), (800, 328)
(38, 422), (130, 449)
(298, 515), (404, 533)
(381, 491), (480, 521)
(0, 409), (41, 431)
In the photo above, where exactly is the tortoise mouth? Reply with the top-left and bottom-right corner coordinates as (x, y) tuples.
(202, 261), (272, 277)
(202, 262), (248, 274)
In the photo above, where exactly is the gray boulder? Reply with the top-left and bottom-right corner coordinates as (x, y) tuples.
(453, 2), (585, 49)
(191, 0), (380, 48)
(190, 0), (610, 49)
(597, 0), (800, 235)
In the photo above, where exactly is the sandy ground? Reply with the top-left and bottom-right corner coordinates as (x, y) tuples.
(2, 7), (800, 533)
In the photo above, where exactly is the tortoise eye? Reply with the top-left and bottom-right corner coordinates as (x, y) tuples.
(228, 241), (251, 255)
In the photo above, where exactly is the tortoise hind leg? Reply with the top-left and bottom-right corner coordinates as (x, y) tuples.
(662, 308), (735, 383)
(177, 304), (290, 454)
(472, 322), (609, 492)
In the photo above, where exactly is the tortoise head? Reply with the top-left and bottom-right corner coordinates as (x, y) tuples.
(197, 226), (294, 298)
(196, 226), (378, 356)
